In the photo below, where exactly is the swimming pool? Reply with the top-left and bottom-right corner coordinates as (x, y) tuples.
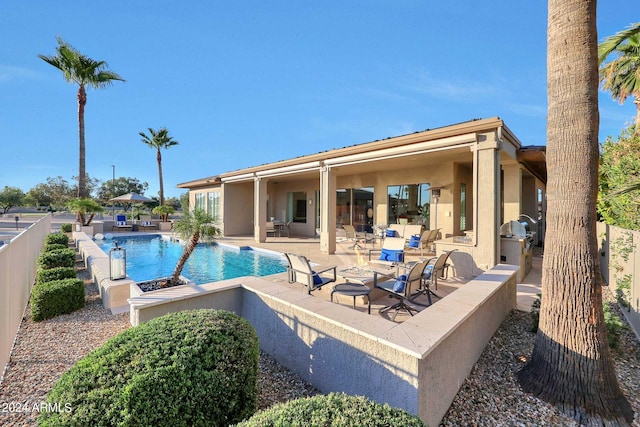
(96, 235), (287, 284)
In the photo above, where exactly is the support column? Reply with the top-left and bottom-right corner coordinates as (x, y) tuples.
(502, 163), (522, 223)
(473, 132), (501, 272)
(320, 166), (336, 254)
(254, 177), (267, 243)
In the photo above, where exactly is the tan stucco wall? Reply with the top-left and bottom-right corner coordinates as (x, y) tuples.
(223, 182), (254, 235)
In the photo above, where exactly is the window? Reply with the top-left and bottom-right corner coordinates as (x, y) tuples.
(208, 192), (220, 221)
(387, 183), (430, 225)
(336, 187), (374, 231)
(195, 193), (206, 211)
(287, 191), (307, 223)
(460, 183), (467, 231)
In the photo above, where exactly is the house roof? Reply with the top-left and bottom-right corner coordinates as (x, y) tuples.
(177, 117), (545, 188)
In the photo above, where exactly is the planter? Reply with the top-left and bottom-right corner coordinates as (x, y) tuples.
(131, 275), (194, 296)
(158, 221), (172, 231)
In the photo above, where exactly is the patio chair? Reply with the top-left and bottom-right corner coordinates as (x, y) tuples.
(284, 253), (337, 294)
(368, 237), (405, 265)
(405, 228), (439, 256)
(139, 215), (157, 231)
(411, 250), (457, 303)
(266, 221), (278, 237)
(112, 214), (133, 232)
(343, 224), (370, 249)
(375, 259), (429, 320)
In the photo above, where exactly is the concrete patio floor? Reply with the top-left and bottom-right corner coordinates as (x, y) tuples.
(212, 233), (542, 322)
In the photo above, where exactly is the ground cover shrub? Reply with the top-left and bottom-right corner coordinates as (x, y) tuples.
(38, 309), (259, 427)
(45, 232), (69, 246)
(43, 243), (67, 252)
(37, 266), (76, 284)
(60, 223), (72, 233)
(603, 302), (626, 350)
(30, 278), (84, 322)
(37, 248), (75, 270)
(235, 393), (426, 427)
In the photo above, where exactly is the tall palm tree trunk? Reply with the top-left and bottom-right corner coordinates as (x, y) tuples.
(77, 84), (87, 198)
(635, 98), (640, 134)
(518, 1), (633, 424)
(157, 149), (164, 206)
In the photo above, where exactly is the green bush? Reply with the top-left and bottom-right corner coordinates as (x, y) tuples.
(60, 223), (72, 233)
(43, 243), (67, 252)
(45, 232), (69, 246)
(30, 278), (85, 322)
(37, 248), (75, 270)
(38, 309), (259, 427)
(235, 393), (426, 427)
(37, 267), (76, 284)
(604, 302), (626, 350)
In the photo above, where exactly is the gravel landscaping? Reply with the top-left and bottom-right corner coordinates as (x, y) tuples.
(1, 256), (638, 426)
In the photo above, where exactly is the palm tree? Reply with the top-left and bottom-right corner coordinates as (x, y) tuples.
(598, 22), (640, 134)
(139, 127), (179, 206)
(66, 198), (104, 226)
(518, 1), (633, 425)
(171, 209), (220, 284)
(39, 37), (124, 198)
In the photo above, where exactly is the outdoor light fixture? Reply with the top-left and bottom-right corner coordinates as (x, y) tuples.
(109, 242), (126, 280)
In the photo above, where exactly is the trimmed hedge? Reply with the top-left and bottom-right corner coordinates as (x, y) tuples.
(60, 223), (72, 233)
(43, 243), (68, 252)
(30, 278), (85, 322)
(38, 309), (259, 427)
(45, 232), (69, 246)
(235, 393), (426, 427)
(37, 248), (75, 270)
(37, 267), (76, 284)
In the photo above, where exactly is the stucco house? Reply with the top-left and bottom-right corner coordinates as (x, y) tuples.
(177, 117), (546, 279)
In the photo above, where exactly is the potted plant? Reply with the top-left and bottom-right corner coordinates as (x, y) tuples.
(136, 209), (220, 292)
(67, 198), (104, 235)
(152, 205), (175, 231)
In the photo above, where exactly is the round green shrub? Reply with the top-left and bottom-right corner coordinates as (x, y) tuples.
(45, 232), (69, 246)
(60, 223), (72, 233)
(30, 278), (85, 322)
(37, 267), (76, 284)
(38, 309), (259, 427)
(37, 248), (76, 269)
(44, 243), (68, 252)
(235, 393), (426, 427)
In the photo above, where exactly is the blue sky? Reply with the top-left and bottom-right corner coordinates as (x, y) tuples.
(1, 1), (637, 200)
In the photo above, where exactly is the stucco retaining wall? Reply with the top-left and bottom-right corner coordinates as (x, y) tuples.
(128, 264), (517, 426)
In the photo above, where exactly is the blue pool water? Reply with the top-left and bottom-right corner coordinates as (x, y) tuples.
(96, 234), (287, 284)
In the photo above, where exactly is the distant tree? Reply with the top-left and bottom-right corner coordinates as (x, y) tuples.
(0, 186), (25, 214)
(95, 177), (149, 205)
(164, 196), (180, 209)
(28, 176), (75, 209)
(518, 1), (634, 424)
(179, 192), (190, 211)
(598, 126), (640, 229)
(598, 22), (640, 134)
(39, 37), (124, 197)
(139, 127), (179, 206)
(71, 174), (99, 198)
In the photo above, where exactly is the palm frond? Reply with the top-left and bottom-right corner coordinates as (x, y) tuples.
(598, 22), (640, 64)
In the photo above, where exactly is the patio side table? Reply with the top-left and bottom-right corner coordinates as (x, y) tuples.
(330, 282), (372, 314)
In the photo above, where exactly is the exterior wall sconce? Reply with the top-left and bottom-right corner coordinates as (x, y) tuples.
(109, 242), (127, 280)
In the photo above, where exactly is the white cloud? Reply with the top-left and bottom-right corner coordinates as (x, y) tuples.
(0, 65), (41, 83)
